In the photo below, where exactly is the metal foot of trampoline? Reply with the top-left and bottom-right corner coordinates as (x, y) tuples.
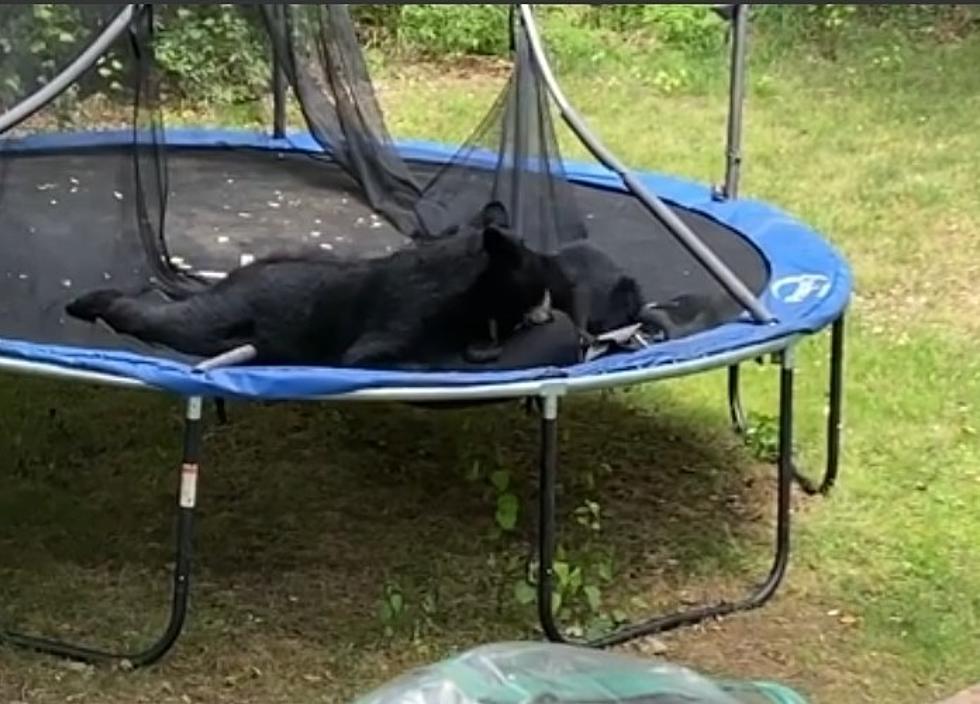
(534, 350), (795, 647)
(0, 396), (204, 667)
(215, 397), (229, 425)
(727, 315), (845, 496)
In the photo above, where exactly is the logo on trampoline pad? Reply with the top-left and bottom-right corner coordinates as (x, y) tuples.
(770, 274), (831, 304)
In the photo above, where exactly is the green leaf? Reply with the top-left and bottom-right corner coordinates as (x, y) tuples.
(584, 585), (602, 612)
(597, 560), (613, 582)
(495, 493), (519, 531)
(553, 560), (570, 585)
(389, 591), (403, 615)
(489, 469), (510, 492)
(57, 31), (75, 44)
(551, 591), (562, 616)
(513, 580), (536, 605)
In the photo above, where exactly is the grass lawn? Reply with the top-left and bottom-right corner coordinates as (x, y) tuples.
(2, 28), (979, 704)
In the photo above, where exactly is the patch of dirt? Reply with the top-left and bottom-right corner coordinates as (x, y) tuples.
(373, 59), (509, 107)
(624, 592), (936, 704)
(938, 685), (980, 704)
(376, 55), (512, 86)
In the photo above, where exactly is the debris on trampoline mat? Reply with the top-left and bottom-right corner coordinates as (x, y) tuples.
(1, 1), (850, 680)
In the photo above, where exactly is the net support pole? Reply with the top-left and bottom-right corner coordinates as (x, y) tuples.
(516, 4), (774, 325)
(270, 3), (287, 139)
(721, 3), (749, 199)
(0, 5), (138, 135)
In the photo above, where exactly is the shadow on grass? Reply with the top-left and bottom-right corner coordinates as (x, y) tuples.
(0, 375), (778, 652)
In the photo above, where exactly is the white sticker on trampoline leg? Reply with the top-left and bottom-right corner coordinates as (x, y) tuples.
(180, 463), (199, 508)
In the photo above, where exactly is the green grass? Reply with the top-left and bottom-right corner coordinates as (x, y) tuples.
(3, 29), (980, 704)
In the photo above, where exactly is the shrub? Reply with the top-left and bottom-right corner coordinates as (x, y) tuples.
(153, 5), (271, 104)
(395, 4), (511, 58)
(582, 4), (726, 54)
(1, 5), (101, 105)
(3, 3), (977, 112)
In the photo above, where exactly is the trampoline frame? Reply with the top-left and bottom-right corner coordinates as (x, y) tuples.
(0, 3), (848, 666)
(0, 317), (846, 666)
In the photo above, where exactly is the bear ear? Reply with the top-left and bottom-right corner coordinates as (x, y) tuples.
(482, 225), (524, 267)
(480, 200), (511, 229)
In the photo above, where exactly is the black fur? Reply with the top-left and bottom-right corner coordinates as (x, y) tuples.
(555, 241), (648, 336)
(65, 213), (563, 369)
(477, 200), (654, 339)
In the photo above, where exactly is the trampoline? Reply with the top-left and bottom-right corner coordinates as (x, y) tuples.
(0, 4), (850, 666)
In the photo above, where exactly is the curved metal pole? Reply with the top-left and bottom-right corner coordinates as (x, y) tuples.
(0, 5), (139, 135)
(516, 4), (774, 325)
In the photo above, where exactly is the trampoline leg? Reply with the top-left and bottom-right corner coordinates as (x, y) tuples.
(793, 314), (845, 496)
(727, 364), (748, 435)
(0, 396), (204, 667)
(215, 397), (229, 425)
(536, 393), (562, 642)
(726, 316), (845, 496)
(535, 352), (795, 647)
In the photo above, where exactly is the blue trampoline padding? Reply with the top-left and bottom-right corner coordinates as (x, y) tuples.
(0, 129), (852, 399)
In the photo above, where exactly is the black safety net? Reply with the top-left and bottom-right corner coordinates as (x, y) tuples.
(0, 3), (767, 362)
(258, 4), (589, 255)
(0, 4), (195, 347)
(412, 16), (588, 254)
(261, 3), (423, 236)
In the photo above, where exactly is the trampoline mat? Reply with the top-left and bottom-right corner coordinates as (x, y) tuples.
(0, 146), (768, 362)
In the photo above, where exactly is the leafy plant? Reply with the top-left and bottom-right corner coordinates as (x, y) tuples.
(396, 4), (510, 58)
(743, 412), (780, 462)
(153, 5), (270, 104)
(0, 5), (88, 107)
(378, 582), (406, 637)
(377, 580), (439, 640)
(507, 490), (618, 636)
(491, 469), (520, 533)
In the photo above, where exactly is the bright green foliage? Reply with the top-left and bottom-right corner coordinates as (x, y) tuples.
(153, 5), (270, 104)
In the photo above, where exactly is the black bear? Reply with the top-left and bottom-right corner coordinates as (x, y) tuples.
(556, 241), (650, 337)
(65, 205), (571, 369)
(476, 200), (655, 341)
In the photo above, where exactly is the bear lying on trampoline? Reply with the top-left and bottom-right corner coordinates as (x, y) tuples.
(475, 200), (665, 346)
(65, 204), (574, 369)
